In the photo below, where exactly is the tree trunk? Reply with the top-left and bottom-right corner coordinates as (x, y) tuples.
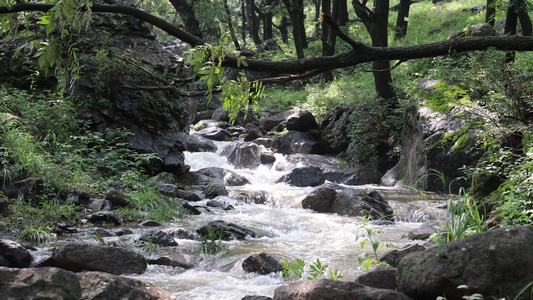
(372, 0), (395, 103)
(338, 0), (348, 26)
(263, 0), (273, 40)
(168, 0), (202, 39)
(486, 0), (495, 26)
(241, 0), (247, 44)
(290, 0), (306, 58)
(246, 0), (262, 45)
(223, 0), (240, 49)
(278, 16), (290, 43)
(322, 0), (332, 56)
(394, 0), (411, 39)
(504, 0), (532, 61)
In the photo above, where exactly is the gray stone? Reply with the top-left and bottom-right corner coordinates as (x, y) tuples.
(242, 252), (284, 275)
(204, 183), (228, 199)
(0, 239), (33, 268)
(139, 230), (178, 247)
(301, 186), (337, 213)
(86, 211), (122, 226)
(286, 110), (318, 132)
(52, 242), (147, 275)
(105, 188), (130, 207)
(277, 131), (322, 155)
(197, 220), (256, 241)
(355, 266), (398, 290)
(282, 166), (325, 187)
(273, 279), (412, 300)
(380, 244), (425, 268)
(221, 142), (263, 169)
(397, 226), (533, 300)
(332, 189), (393, 220)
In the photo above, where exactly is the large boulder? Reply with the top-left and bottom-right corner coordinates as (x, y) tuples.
(277, 131), (322, 155)
(0, 267), (178, 299)
(280, 166), (325, 187)
(324, 166), (383, 185)
(286, 110), (318, 132)
(302, 185), (394, 220)
(242, 253), (284, 275)
(52, 242), (147, 275)
(0, 239), (33, 268)
(273, 279), (412, 300)
(177, 167), (250, 188)
(397, 225), (533, 299)
(139, 230), (178, 247)
(355, 266), (398, 290)
(221, 142), (263, 169)
(260, 109), (296, 132)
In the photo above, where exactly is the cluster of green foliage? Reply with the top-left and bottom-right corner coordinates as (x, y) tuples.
(355, 226), (393, 271)
(281, 258), (342, 281)
(196, 224), (228, 255)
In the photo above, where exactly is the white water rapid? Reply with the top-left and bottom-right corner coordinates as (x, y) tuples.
(127, 141), (447, 300)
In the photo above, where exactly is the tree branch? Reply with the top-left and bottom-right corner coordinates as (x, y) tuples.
(319, 13), (371, 51)
(0, 3), (205, 46)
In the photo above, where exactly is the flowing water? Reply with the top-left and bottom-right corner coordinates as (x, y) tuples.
(124, 141), (449, 300)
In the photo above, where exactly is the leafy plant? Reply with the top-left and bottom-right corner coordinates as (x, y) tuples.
(307, 258), (328, 280)
(356, 226), (393, 271)
(282, 258), (305, 280)
(15, 226), (51, 246)
(197, 224), (227, 255)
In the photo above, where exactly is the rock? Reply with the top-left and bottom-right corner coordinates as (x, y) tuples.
(5, 177), (43, 200)
(0, 197), (8, 217)
(221, 142), (263, 169)
(183, 133), (217, 152)
(204, 183), (229, 199)
(260, 109), (296, 131)
(86, 211), (122, 226)
(147, 256), (194, 269)
(52, 242), (147, 275)
(196, 126), (232, 141)
(355, 266), (398, 290)
(207, 200), (225, 208)
(273, 153), (339, 171)
(397, 225), (533, 300)
(407, 222), (436, 240)
(301, 186), (338, 213)
(273, 279), (412, 300)
(286, 110), (318, 132)
(181, 202), (203, 215)
(105, 188), (130, 207)
(277, 131), (322, 155)
(448, 22), (496, 39)
(197, 220), (256, 241)
(332, 189), (393, 220)
(0, 239), (33, 268)
(0, 267), (179, 299)
(89, 198), (113, 211)
(380, 244), (425, 268)
(139, 230), (178, 247)
(114, 228), (134, 236)
(152, 181), (203, 201)
(281, 166), (325, 187)
(242, 296), (272, 300)
(320, 106), (349, 154)
(244, 128), (264, 141)
(324, 166), (383, 185)
(168, 229), (197, 240)
(242, 253), (284, 275)
(252, 190), (269, 205)
(87, 228), (115, 237)
(189, 167), (250, 186)
(139, 220), (162, 227)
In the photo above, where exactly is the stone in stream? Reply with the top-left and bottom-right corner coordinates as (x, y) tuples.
(52, 242), (147, 275)
(220, 142), (263, 169)
(242, 252), (284, 275)
(0, 267), (178, 299)
(139, 230), (178, 247)
(197, 220), (256, 241)
(354, 266), (398, 290)
(273, 279), (412, 300)
(397, 225), (533, 300)
(86, 211), (122, 226)
(0, 239), (33, 268)
(279, 166), (325, 187)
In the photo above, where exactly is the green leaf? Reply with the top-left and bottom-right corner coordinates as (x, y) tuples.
(363, 259), (373, 271)
(372, 241), (379, 253)
(39, 16), (51, 25)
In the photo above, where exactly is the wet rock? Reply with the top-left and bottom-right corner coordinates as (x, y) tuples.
(320, 106), (349, 154)
(152, 181), (203, 201)
(114, 228), (134, 236)
(87, 228), (115, 237)
(324, 166), (383, 185)
(273, 153), (339, 171)
(197, 220), (256, 241)
(221, 142), (263, 169)
(242, 252), (284, 275)
(147, 256), (194, 269)
(196, 126), (232, 141)
(281, 166), (325, 187)
(242, 296), (272, 300)
(204, 183), (229, 199)
(244, 128), (264, 141)
(139, 230), (178, 247)
(273, 279), (412, 300)
(355, 266), (397, 290)
(181, 202), (203, 215)
(252, 190), (269, 205)
(207, 200), (225, 208)
(89, 198), (113, 211)
(52, 242), (147, 275)
(0, 239), (33, 268)
(0, 267), (179, 299)
(286, 110), (318, 132)
(397, 225), (533, 300)
(407, 222), (435, 240)
(183, 133), (217, 152)
(105, 188), (130, 207)
(380, 244), (425, 268)
(168, 229), (197, 240)
(138, 220), (162, 227)
(332, 189), (393, 220)
(301, 186), (337, 213)
(86, 211), (122, 226)
(277, 131), (322, 155)
(260, 152), (276, 165)
(186, 167), (250, 187)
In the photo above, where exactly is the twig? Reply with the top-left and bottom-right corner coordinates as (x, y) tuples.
(364, 60), (405, 72)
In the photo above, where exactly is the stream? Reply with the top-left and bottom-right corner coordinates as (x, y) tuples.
(126, 140), (449, 300)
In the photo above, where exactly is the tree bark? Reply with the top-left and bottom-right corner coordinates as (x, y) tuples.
(223, 0), (240, 49)
(394, 0), (411, 39)
(371, 0), (395, 102)
(168, 0), (202, 40)
(486, 0), (495, 27)
(262, 0), (273, 40)
(246, 0), (262, 45)
(289, 0), (306, 58)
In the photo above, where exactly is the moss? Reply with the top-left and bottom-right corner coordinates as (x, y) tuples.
(394, 168), (405, 180)
(423, 82), (471, 114)
(452, 130), (473, 151)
